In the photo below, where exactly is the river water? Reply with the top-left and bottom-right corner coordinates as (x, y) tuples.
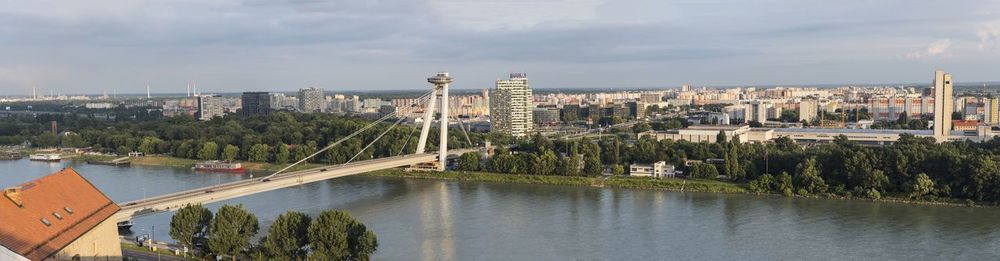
(3, 159), (999, 260)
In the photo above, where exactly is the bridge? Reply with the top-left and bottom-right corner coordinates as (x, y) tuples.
(114, 72), (473, 222)
(113, 149), (476, 221)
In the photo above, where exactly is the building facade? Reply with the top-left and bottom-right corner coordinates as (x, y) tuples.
(933, 70), (953, 141)
(490, 73), (534, 137)
(629, 161), (677, 178)
(241, 92), (271, 117)
(298, 87), (325, 113)
(799, 99), (818, 122)
(197, 95), (224, 121)
(532, 107), (561, 125)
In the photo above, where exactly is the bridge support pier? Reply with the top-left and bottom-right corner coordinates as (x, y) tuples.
(418, 72), (453, 171)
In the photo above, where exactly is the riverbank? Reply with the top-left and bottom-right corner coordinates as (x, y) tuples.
(363, 169), (989, 208)
(67, 154), (987, 207)
(71, 154), (322, 172)
(363, 169), (749, 194)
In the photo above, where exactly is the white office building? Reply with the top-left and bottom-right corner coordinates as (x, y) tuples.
(490, 73), (534, 137)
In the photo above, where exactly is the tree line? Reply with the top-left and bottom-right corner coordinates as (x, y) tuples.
(1, 112), (509, 164)
(169, 204), (377, 260)
(459, 131), (1000, 203)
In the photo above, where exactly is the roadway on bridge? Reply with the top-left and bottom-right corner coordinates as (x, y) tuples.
(113, 149), (477, 221)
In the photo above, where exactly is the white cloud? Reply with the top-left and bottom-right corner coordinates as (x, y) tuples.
(428, 0), (603, 31)
(979, 22), (1000, 52)
(906, 39), (952, 59)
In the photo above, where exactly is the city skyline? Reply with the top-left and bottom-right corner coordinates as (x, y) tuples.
(1, 1), (999, 95)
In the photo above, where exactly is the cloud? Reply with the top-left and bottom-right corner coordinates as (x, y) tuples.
(979, 22), (1000, 52)
(906, 39), (953, 59)
(0, 0), (999, 93)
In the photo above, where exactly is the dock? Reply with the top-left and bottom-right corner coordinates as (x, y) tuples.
(88, 156), (131, 167)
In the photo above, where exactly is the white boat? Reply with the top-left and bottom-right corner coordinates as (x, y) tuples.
(29, 154), (62, 162)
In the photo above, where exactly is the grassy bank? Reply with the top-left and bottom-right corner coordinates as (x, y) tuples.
(363, 169), (993, 207)
(363, 169), (748, 194)
(120, 243), (199, 261)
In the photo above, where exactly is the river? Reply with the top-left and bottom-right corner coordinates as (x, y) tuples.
(2, 159), (999, 260)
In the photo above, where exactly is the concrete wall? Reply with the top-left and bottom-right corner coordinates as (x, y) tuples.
(54, 216), (122, 261)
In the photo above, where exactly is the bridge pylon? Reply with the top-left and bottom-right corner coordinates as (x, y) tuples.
(414, 72), (453, 171)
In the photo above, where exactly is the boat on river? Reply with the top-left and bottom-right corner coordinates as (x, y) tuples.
(29, 154), (62, 162)
(0, 151), (21, 160)
(193, 160), (245, 173)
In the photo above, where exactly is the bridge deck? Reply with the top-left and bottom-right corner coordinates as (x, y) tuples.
(113, 149), (476, 221)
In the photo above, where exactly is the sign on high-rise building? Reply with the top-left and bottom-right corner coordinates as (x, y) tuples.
(298, 87), (325, 113)
(490, 73), (534, 137)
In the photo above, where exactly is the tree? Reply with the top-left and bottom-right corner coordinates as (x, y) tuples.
(631, 122), (652, 133)
(582, 155), (603, 176)
(777, 172), (794, 196)
(208, 204), (259, 260)
(169, 204), (212, 252)
(722, 146), (745, 181)
(248, 144), (269, 162)
(275, 143), (290, 164)
(138, 136), (162, 155)
(690, 162), (719, 179)
(908, 173), (935, 200)
(966, 154), (999, 201)
(558, 153), (581, 176)
(749, 174), (775, 193)
(308, 210), (378, 261)
(794, 157), (828, 194)
(198, 142), (219, 160)
(530, 150), (558, 175)
(610, 164), (625, 176)
(716, 130), (727, 144)
(262, 211), (312, 260)
(222, 144), (239, 161)
(458, 152), (481, 171)
(177, 140), (194, 158)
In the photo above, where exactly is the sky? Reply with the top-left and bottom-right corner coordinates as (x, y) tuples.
(1, 0), (999, 95)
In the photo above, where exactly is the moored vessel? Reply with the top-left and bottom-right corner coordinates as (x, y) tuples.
(29, 154), (62, 162)
(193, 160), (245, 173)
(0, 151), (21, 160)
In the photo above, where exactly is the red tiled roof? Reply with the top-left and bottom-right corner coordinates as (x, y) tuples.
(0, 167), (120, 260)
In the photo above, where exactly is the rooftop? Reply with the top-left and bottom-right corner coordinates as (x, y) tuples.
(770, 128), (933, 135)
(0, 168), (119, 260)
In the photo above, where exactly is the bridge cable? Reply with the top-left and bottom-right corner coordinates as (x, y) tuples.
(395, 124), (419, 156)
(347, 115), (408, 163)
(261, 90), (434, 180)
(450, 114), (474, 147)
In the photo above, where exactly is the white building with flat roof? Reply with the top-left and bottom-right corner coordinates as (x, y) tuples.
(629, 161), (677, 178)
(641, 125), (751, 143)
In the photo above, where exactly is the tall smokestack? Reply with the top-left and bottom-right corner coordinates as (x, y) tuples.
(146, 85), (151, 99)
(187, 84), (191, 97)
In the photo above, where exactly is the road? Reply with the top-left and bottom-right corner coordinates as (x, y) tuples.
(114, 149), (478, 221)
